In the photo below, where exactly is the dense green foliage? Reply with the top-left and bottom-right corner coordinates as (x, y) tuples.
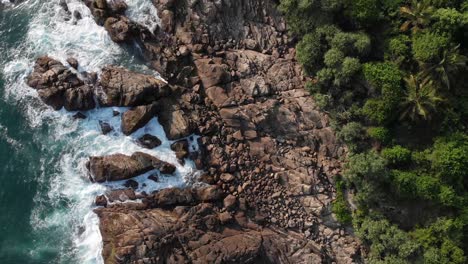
(280, 0), (468, 262)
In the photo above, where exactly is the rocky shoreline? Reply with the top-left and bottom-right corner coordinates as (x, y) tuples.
(26, 0), (362, 263)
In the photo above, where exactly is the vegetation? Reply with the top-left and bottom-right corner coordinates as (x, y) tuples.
(280, 0), (468, 262)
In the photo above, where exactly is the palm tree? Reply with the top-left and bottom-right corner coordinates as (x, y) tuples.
(399, 75), (444, 121)
(400, 0), (434, 33)
(420, 45), (468, 90)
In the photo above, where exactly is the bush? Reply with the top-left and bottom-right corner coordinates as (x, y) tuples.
(382, 145), (412, 166)
(386, 35), (411, 64)
(344, 151), (389, 185)
(412, 32), (450, 63)
(324, 48), (345, 67)
(332, 176), (352, 224)
(362, 98), (395, 125)
(363, 62), (402, 91)
(392, 170), (419, 197)
(347, 0), (381, 26)
(367, 126), (391, 144)
(338, 122), (366, 149)
(430, 133), (468, 189)
(296, 33), (325, 74)
(354, 217), (420, 262)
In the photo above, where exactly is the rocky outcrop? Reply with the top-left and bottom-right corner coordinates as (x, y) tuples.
(26, 56), (95, 111)
(62, 0), (363, 263)
(96, 185), (360, 264)
(98, 66), (171, 107)
(87, 152), (176, 183)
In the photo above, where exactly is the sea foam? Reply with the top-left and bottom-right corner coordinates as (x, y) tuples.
(2, 0), (190, 263)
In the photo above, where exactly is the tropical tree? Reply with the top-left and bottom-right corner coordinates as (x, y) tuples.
(399, 75), (444, 121)
(420, 45), (468, 90)
(400, 0), (434, 33)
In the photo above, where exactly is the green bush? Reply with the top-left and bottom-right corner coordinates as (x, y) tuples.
(324, 48), (345, 67)
(332, 176), (352, 224)
(347, 0), (381, 26)
(296, 33), (325, 74)
(362, 98), (395, 125)
(412, 32), (450, 63)
(344, 151), (389, 185)
(382, 145), (412, 166)
(430, 133), (468, 189)
(363, 62), (402, 91)
(392, 170), (419, 197)
(432, 8), (467, 36)
(386, 35), (411, 64)
(354, 217), (420, 262)
(338, 121), (366, 146)
(367, 126), (391, 143)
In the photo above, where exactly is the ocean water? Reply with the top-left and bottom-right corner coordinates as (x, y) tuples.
(0, 1), (195, 263)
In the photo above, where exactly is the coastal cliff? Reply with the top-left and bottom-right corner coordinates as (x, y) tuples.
(25, 0), (362, 263)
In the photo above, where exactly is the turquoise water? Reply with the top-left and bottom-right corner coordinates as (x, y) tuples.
(0, 1), (194, 263)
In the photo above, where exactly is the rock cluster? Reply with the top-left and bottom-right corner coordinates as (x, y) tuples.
(26, 56), (95, 111)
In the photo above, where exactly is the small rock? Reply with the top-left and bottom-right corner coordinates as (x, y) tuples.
(73, 112), (86, 119)
(223, 194), (237, 210)
(95, 195), (107, 207)
(99, 121), (113, 135)
(137, 134), (162, 149)
(73, 10), (82, 21)
(218, 211), (232, 223)
(67, 57), (79, 69)
(148, 174), (159, 182)
(220, 173), (235, 183)
(124, 179), (139, 189)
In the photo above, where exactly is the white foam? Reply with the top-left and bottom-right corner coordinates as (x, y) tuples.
(124, 0), (161, 33)
(1, 0), (195, 263)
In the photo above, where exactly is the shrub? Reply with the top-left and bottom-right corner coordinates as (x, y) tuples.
(324, 48), (345, 67)
(362, 98), (395, 125)
(338, 122), (366, 147)
(354, 217), (420, 262)
(412, 32), (450, 63)
(430, 133), (468, 189)
(367, 126), (391, 144)
(386, 35), (411, 64)
(363, 62), (402, 91)
(332, 176), (352, 224)
(296, 33), (325, 74)
(347, 0), (381, 26)
(392, 170), (419, 197)
(344, 151), (389, 185)
(382, 145), (412, 166)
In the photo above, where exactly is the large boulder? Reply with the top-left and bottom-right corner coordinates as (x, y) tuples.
(98, 66), (171, 107)
(104, 16), (136, 43)
(87, 152), (175, 182)
(158, 101), (192, 140)
(26, 56), (95, 111)
(121, 103), (158, 135)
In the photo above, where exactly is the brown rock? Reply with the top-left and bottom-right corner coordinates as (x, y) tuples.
(98, 66), (170, 107)
(137, 134), (162, 149)
(170, 140), (189, 160)
(121, 104), (158, 135)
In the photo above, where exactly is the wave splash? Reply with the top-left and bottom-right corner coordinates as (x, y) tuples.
(1, 1), (189, 263)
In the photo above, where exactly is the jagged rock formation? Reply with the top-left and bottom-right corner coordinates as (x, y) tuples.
(26, 0), (363, 263)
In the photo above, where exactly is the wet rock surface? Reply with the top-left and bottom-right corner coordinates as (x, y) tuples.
(98, 66), (171, 107)
(87, 152), (175, 183)
(26, 56), (95, 111)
